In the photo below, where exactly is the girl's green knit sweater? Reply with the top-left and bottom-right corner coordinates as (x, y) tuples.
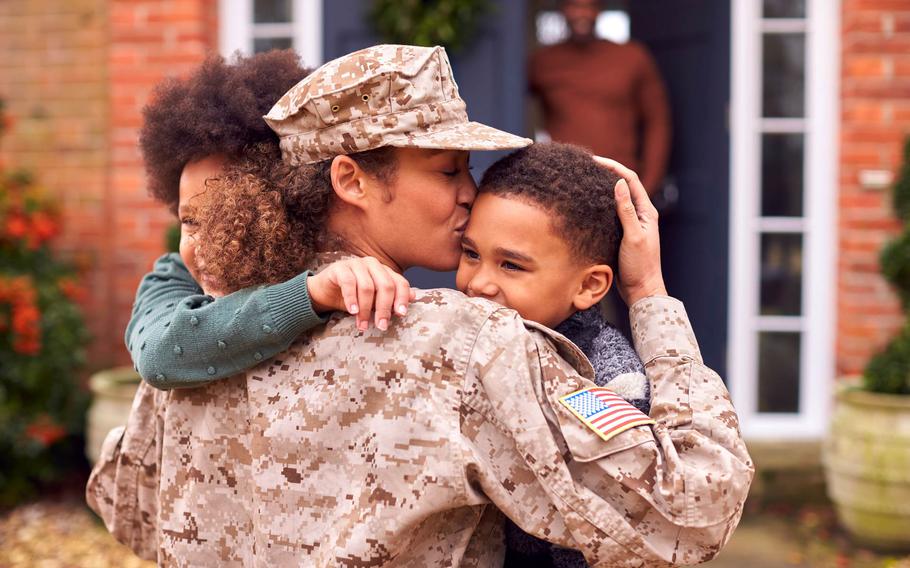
(126, 253), (326, 389)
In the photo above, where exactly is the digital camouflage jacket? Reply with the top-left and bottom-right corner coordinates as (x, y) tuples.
(88, 265), (753, 567)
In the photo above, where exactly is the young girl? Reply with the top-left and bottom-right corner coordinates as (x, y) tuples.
(127, 50), (415, 388)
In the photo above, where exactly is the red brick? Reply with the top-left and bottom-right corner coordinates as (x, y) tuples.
(844, 55), (888, 77)
(838, 0), (910, 375)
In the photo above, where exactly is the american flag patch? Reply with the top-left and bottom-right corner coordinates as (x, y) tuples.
(558, 387), (655, 442)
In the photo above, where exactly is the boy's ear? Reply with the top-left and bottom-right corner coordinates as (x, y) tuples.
(572, 264), (614, 311)
(330, 155), (369, 210)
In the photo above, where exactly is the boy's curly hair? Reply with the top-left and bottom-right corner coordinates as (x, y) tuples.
(139, 50), (311, 214)
(480, 142), (622, 267)
(194, 145), (397, 293)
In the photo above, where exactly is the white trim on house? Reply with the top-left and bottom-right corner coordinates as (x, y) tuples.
(802, 0), (840, 441)
(219, 0), (252, 56)
(729, 0), (761, 438)
(728, 0), (840, 440)
(760, 18), (808, 33)
(218, 0), (323, 67)
(761, 118), (807, 133)
(293, 0), (323, 68)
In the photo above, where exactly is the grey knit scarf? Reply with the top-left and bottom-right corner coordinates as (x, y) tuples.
(503, 307), (650, 568)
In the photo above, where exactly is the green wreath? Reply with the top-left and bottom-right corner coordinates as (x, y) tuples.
(369, 0), (492, 53)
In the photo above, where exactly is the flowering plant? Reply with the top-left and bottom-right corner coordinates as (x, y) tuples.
(0, 100), (90, 506)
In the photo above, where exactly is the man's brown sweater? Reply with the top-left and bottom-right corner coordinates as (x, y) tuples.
(529, 39), (671, 192)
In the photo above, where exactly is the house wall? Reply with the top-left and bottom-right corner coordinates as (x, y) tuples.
(0, 0), (111, 366)
(0, 0), (217, 370)
(4, 0), (910, 381)
(105, 0), (217, 366)
(837, 0), (910, 377)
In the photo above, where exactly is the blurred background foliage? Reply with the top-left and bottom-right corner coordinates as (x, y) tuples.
(369, 0), (491, 52)
(0, 98), (90, 507)
(866, 137), (910, 395)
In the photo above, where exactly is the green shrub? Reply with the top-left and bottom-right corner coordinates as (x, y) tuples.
(165, 222), (180, 253)
(866, 135), (910, 395)
(0, 102), (90, 507)
(879, 230), (910, 311)
(892, 138), (910, 222)
(369, 0), (491, 53)
(864, 325), (910, 395)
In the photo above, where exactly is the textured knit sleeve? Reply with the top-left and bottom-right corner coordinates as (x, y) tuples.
(594, 324), (651, 414)
(125, 253), (326, 389)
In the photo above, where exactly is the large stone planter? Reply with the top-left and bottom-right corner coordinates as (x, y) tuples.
(824, 385), (910, 551)
(85, 366), (141, 464)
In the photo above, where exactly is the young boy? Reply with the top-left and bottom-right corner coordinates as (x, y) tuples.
(460, 143), (648, 568)
(460, 142), (648, 411)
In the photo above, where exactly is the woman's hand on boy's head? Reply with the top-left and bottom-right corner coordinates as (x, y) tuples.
(307, 256), (416, 332)
(594, 156), (668, 307)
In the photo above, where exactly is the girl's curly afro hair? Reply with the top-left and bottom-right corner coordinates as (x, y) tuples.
(139, 49), (311, 214)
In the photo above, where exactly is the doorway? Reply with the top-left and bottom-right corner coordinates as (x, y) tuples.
(527, 0), (732, 376)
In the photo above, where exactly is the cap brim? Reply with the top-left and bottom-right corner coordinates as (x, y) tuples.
(391, 121), (532, 152)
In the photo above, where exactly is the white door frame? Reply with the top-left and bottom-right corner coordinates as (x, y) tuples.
(219, 0), (323, 67)
(728, 0), (840, 440)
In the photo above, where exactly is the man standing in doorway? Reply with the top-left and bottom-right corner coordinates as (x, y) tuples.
(529, 0), (671, 195)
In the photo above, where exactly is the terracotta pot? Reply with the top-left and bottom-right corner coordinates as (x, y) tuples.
(823, 385), (910, 551)
(85, 366), (141, 464)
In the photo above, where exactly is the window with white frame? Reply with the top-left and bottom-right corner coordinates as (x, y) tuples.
(729, 0), (838, 439)
(219, 0), (323, 67)
(534, 9), (630, 46)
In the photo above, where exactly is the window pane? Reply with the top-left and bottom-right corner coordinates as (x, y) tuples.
(758, 332), (801, 413)
(761, 133), (804, 217)
(536, 10), (629, 45)
(762, 33), (805, 118)
(254, 37), (293, 53)
(254, 0), (292, 23)
(763, 0), (806, 19)
(760, 233), (802, 316)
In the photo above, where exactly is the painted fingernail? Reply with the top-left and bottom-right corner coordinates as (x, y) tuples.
(396, 304), (407, 316)
(349, 303), (359, 314)
(378, 318), (388, 331)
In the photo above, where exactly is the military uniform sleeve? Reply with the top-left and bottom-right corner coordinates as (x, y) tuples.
(459, 299), (753, 566)
(126, 253), (326, 389)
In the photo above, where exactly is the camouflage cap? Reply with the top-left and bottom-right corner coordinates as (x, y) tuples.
(264, 44), (532, 165)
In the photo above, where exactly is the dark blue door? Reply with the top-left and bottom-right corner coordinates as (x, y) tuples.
(629, 0), (731, 376)
(322, 1), (528, 289)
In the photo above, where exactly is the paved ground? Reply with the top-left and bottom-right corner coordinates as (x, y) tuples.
(704, 504), (910, 568)
(1, 498), (908, 567)
(0, 500), (153, 568)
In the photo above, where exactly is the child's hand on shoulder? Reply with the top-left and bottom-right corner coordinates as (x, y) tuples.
(307, 257), (416, 332)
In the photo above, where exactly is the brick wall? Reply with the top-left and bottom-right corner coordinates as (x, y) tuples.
(838, 0), (910, 376)
(0, 0), (111, 367)
(4, 0), (908, 379)
(0, 0), (217, 370)
(107, 0), (217, 366)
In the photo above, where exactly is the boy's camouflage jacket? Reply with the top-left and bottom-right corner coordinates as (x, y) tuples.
(88, 257), (753, 567)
